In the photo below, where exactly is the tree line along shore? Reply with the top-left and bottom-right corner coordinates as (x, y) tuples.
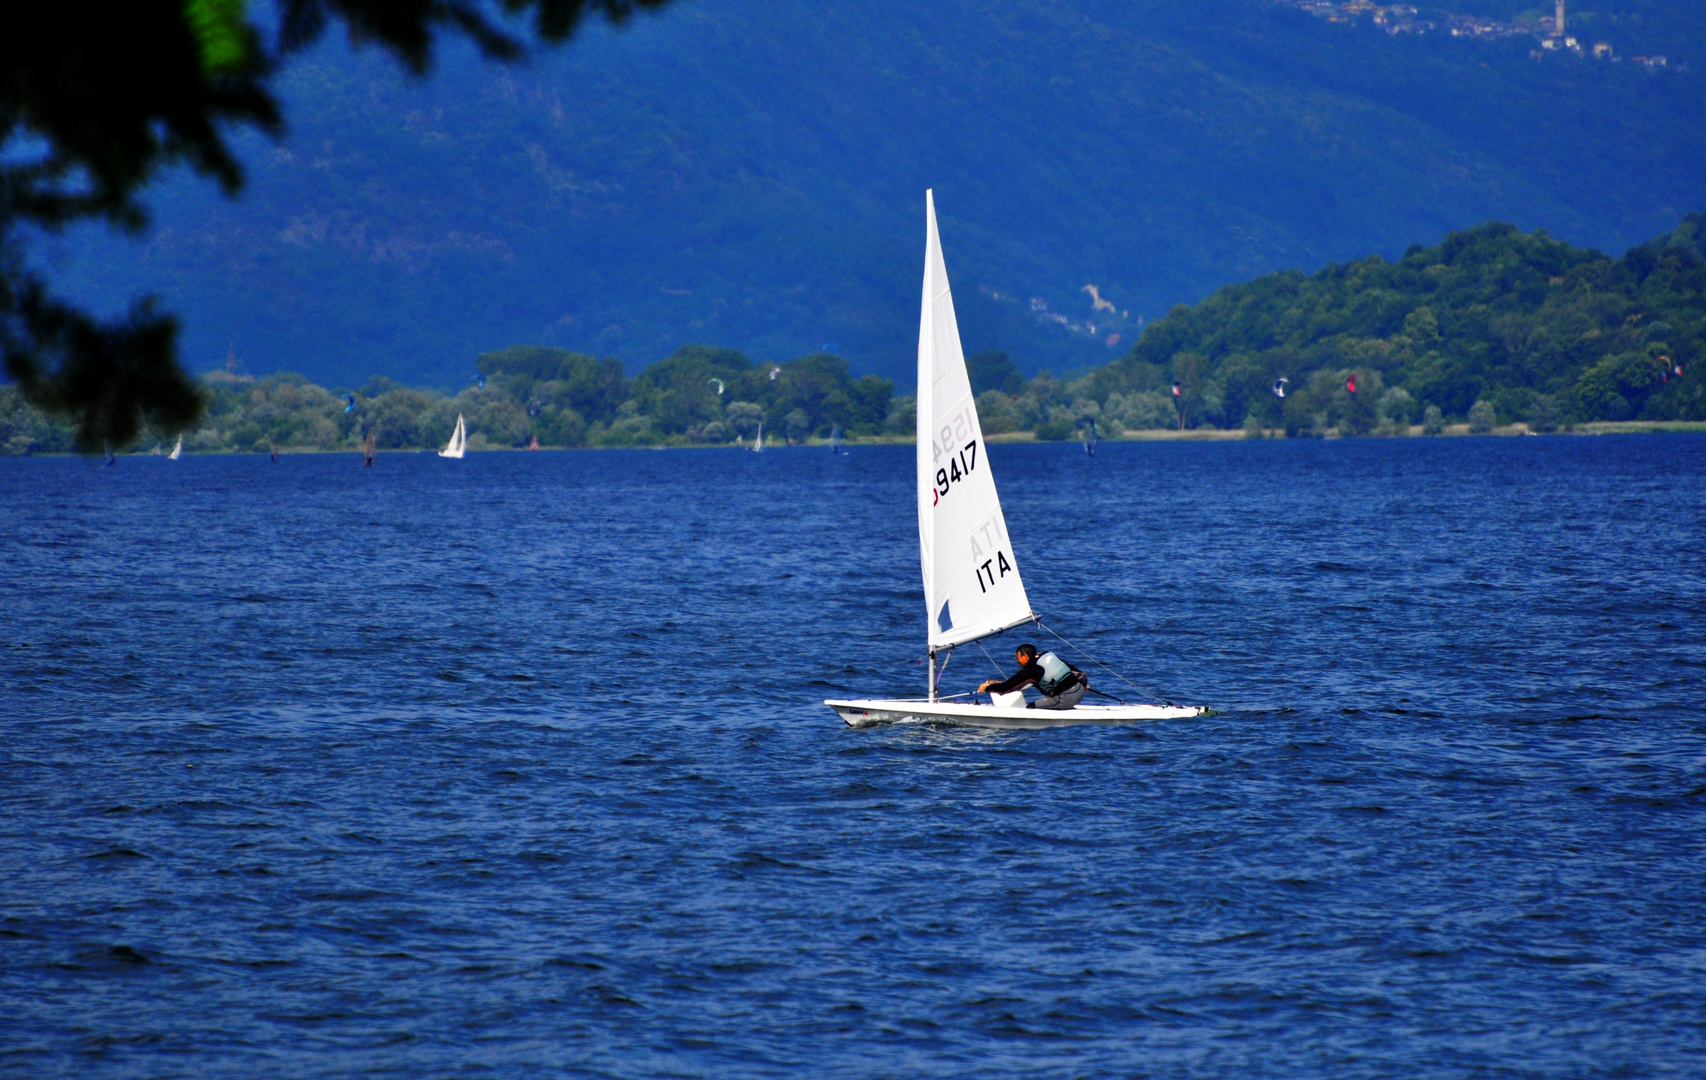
(2, 211), (1700, 456)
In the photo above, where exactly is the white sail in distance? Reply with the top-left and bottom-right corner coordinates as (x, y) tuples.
(439, 414), (466, 458)
(917, 191), (1033, 650)
(168, 435), (182, 461)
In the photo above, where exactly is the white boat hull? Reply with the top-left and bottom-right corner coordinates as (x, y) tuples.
(826, 697), (1205, 730)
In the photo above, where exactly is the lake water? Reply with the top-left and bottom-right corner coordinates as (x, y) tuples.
(2, 436), (1703, 1077)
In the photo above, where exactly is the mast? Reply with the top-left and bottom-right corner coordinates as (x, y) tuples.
(919, 194), (937, 698)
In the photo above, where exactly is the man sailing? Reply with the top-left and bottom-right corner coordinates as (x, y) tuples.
(977, 644), (1087, 710)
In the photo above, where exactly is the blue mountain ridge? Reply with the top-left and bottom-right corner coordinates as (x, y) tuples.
(37, 0), (1706, 390)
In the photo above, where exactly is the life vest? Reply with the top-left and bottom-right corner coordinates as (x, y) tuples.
(1035, 652), (1080, 695)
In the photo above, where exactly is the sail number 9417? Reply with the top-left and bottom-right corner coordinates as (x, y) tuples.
(934, 440), (978, 501)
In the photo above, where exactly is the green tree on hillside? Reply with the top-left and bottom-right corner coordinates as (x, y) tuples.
(967, 351), (1024, 396)
(477, 345), (629, 445)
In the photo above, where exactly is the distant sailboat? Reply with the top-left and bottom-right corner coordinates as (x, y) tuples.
(825, 191), (1204, 729)
(439, 414), (466, 459)
(363, 430), (377, 468)
(168, 435), (182, 461)
(753, 422), (764, 452)
(1082, 418), (1099, 456)
(830, 423), (849, 455)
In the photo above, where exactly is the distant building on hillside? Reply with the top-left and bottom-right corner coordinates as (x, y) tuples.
(1273, 0), (1673, 69)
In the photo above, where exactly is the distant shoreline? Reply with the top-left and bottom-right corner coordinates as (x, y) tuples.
(1060, 420), (1706, 441)
(25, 419), (1704, 458)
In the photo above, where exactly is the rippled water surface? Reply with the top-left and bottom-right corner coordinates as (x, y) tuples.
(3, 437), (1704, 1077)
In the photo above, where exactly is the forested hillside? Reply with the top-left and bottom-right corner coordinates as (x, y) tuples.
(1095, 212), (1706, 431)
(8, 212), (1701, 454)
(40, 0), (1706, 390)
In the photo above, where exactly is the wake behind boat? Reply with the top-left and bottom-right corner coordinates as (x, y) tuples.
(825, 191), (1204, 730)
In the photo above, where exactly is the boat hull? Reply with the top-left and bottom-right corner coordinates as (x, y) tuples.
(825, 697), (1205, 730)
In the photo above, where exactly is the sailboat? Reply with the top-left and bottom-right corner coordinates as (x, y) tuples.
(753, 422), (764, 452)
(830, 423), (849, 455)
(168, 435), (182, 461)
(439, 414), (466, 459)
(825, 192), (1204, 730)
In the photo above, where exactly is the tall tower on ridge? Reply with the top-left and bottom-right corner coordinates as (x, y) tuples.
(1555, 0), (1565, 38)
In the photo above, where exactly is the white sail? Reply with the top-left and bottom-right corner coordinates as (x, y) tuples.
(918, 191), (1032, 650)
(753, 422), (764, 452)
(168, 435), (182, 461)
(439, 414), (466, 458)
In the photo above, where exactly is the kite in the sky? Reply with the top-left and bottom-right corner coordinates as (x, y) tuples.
(1273, 377), (1288, 399)
(341, 394), (356, 413)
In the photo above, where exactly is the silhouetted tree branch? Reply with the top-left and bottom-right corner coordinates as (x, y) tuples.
(1, 0), (674, 451)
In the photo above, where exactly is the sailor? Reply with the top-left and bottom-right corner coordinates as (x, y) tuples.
(977, 644), (1087, 710)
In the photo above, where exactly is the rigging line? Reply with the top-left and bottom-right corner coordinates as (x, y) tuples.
(974, 640), (1006, 677)
(1034, 619), (1175, 706)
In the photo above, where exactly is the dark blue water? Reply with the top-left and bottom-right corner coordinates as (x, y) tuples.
(3, 437), (1704, 1077)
